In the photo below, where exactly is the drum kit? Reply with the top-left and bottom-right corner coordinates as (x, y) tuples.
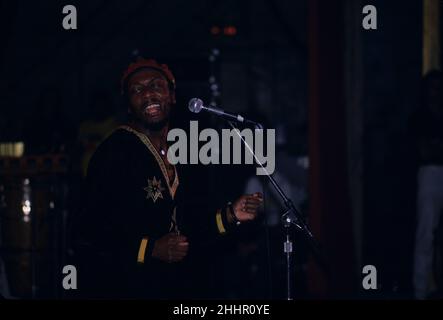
(0, 154), (69, 298)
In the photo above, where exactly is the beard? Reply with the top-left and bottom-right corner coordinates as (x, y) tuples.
(142, 116), (169, 131)
(127, 105), (171, 132)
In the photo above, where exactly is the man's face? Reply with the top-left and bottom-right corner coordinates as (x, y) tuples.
(127, 69), (176, 130)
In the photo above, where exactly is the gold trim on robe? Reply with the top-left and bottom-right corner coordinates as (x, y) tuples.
(137, 238), (149, 264)
(119, 125), (179, 199)
(215, 209), (226, 234)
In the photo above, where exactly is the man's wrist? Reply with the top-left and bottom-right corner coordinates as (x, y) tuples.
(226, 204), (234, 224)
(150, 239), (159, 259)
(226, 202), (240, 226)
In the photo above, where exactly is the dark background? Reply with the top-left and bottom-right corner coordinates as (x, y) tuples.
(0, 0), (441, 299)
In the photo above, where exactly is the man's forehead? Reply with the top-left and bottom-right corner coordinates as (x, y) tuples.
(128, 68), (168, 85)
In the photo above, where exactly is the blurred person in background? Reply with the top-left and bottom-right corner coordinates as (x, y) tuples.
(411, 70), (443, 299)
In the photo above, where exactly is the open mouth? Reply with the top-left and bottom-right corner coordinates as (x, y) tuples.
(143, 103), (161, 116)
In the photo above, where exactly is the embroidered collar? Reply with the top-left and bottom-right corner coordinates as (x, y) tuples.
(118, 125), (179, 199)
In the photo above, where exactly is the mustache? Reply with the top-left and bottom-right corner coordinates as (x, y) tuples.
(142, 100), (162, 108)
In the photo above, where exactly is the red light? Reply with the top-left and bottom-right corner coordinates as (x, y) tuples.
(224, 26), (237, 36)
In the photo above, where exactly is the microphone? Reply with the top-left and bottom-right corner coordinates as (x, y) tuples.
(188, 98), (262, 128)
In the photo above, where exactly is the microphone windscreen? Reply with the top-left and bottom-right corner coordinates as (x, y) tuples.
(188, 98), (203, 113)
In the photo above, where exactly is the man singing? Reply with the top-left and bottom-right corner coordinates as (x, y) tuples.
(75, 57), (263, 299)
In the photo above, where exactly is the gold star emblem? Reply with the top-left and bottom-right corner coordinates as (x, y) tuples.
(144, 176), (165, 203)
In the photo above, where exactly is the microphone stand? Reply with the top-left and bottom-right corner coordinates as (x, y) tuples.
(225, 120), (324, 300)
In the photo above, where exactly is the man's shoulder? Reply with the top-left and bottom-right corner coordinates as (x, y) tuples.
(88, 128), (140, 169)
(93, 128), (140, 155)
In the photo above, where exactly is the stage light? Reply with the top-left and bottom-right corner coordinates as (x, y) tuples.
(22, 200), (31, 215)
(224, 26), (237, 36)
(0, 142), (24, 157)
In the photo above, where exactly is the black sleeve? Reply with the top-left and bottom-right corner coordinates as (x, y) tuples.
(74, 143), (157, 296)
(177, 167), (237, 248)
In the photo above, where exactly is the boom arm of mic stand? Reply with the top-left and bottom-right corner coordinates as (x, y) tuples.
(225, 120), (328, 299)
(225, 120), (312, 236)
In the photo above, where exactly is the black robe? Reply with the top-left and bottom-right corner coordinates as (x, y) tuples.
(75, 126), (231, 299)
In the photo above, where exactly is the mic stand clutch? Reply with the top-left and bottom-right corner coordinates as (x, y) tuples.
(225, 120), (324, 300)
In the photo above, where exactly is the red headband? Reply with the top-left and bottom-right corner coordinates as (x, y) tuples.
(121, 57), (176, 94)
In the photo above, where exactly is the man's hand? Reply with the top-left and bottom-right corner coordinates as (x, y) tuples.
(152, 232), (189, 263)
(231, 192), (263, 222)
